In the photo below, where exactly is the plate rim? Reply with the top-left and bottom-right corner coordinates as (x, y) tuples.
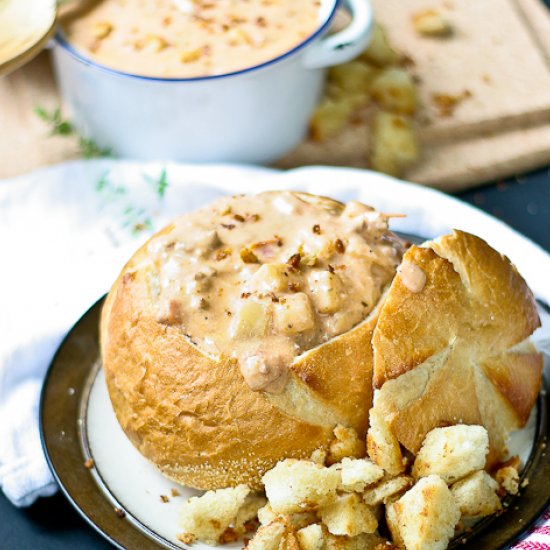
(39, 298), (550, 550)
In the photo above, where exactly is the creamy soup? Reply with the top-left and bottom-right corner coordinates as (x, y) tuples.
(145, 192), (405, 393)
(61, 0), (322, 78)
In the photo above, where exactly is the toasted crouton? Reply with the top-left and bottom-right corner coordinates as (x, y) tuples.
(360, 23), (400, 68)
(371, 68), (418, 116)
(179, 484), (252, 544)
(495, 466), (520, 495)
(338, 457), (385, 492)
(367, 405), (406, 476)
(451, 471), (502, 517)
(327, 425), (366, 465)
(411, 9), (453, 37)
(310, 448), (328, 465)
(258, 503), (278, 525)
(281, 528), (302, 550)
(319, 493), (378, 537)
(297, 523), (325, 550)
(412, 425), (489, 483)
(247, 518), (287, 550)
(385, 502), (404, 548)
(235, 493), (266, 531)
(388, 475), (460, 550)
(257, 503), (317, 531)
(363, 475), (413, 506)
(262, 459), (340, 514)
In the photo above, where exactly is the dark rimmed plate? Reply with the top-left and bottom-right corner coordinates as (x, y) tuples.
(40, 296), (550, 550)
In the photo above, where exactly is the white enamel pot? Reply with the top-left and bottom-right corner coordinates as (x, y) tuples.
(52, 0), (373, 164)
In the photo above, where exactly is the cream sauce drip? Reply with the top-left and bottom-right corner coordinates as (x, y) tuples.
(397, 260), (426, 293)
(146, 192), (405, 393)
(61, 0), (321, 78)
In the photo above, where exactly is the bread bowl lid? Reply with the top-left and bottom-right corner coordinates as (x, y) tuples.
(0, 0), (56, 76)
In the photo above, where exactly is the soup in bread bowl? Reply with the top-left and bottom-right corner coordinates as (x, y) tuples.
(100, 191), (542, 498)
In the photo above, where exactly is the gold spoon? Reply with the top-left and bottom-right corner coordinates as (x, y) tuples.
(0, 0), (57, 76)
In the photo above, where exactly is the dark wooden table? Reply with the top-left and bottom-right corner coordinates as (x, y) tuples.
(0, 165), (549, 548)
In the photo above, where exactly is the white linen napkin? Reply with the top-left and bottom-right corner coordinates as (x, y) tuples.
(0, 160), (549, 516)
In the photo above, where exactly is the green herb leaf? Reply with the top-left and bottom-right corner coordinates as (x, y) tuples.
(78, 136), (112, 159)
(144, 167), (170, 199)
(34, 104), (111, 158)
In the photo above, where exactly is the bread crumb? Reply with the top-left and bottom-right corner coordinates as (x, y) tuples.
(327, 425), (366, 465)
(411, 9), (453, 37)
(177, 532), (196, 545)
(495, 466), (519, 495)
(310, 448), (328, 465)
(431, 90), (472, 117)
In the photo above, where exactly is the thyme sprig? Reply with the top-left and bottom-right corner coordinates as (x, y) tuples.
(34, 105), (112, 159)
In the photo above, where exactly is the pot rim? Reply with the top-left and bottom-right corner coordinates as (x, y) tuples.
(54, 0), (341, 83)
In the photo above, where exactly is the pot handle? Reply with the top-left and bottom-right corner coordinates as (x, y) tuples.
(302, 0), (373, 69)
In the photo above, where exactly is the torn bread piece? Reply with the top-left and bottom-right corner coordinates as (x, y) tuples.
(247, 517), (290, 550)
(257, 503), (317, 530)
(495, 465), (520, 495)
(363, 475), (413, 506)
(319, 493), (378, 537)
(296, 523), (325, 550)
(327, 425), (366, 465)
(451, 471), (502, 517)
(387, 475), (460, 550)
(178, 485), (263, 544)
(337, 457), (385, 492)
(262, 459), (340, 514)
(367, 400), (406, 476)
(412, 425), (489, 483)
(370, 231), (541, 469)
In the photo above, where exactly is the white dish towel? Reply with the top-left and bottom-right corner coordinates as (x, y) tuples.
(0, 161), (549, 543)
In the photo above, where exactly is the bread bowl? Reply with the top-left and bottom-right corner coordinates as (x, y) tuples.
(100, 190), (542, 492)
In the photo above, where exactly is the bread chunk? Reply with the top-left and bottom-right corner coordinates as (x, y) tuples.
(363, 475), (413, 506)
(296, 524), (325, 550)
(319, 493), (378, 536)
(412, 425), (489, 483)
(179, 484), (254, 544)
(247, 518), (287, 550)
(327, 425), (366, 465)
(388, 475), (460, 550)
(451, 471), (502, 517)
(262, 459), (340, 514)
(495, 465), (520, 495)
(338, 457), (385, 492)
(367, 405), (406, 475)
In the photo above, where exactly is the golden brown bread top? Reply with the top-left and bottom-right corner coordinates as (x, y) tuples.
(101, 191), (395, 489)
(101, 192), (542, 490)
(101, 244), (334, 489)
(373, 231), (540, 388)
(369, 230), (542, 467)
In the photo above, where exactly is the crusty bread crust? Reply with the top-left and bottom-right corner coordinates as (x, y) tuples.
(370, 230), (542, 465)
(100, 193), (376, 490)
(101, 202), (542, 489)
